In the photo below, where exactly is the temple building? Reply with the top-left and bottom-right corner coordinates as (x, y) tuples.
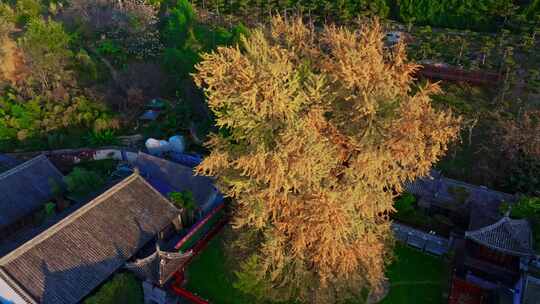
(0, 155), (64, 242)
(450, 215), (537, 304)
(406, 170), (516, 231)
(0, 173), (181, 304)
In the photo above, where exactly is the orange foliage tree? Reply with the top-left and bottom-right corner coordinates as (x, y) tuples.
(194, 16), (460, 303)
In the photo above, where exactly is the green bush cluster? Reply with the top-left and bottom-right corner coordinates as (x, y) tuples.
(500, 196), (540, 252)
(85, 129), (119, 147)
(0, 90), (117, 147)
(168, 190), (196, 210)
(393, 193), (430, 227)
(395, 192), (416, 214)
(161, 0), (249, 82)
(191, 0), (390, 21)
(64, 167), (106, 199)
(190, 0), (540, 32)
(395, 0), (516, 31)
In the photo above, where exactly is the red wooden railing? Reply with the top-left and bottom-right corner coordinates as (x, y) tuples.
(175, 203), (225, 251)
(168, 203), (228, 304)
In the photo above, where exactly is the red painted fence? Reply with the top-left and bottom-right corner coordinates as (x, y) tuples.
(417, 64), (502, 86)
(168, 203), (228, 304)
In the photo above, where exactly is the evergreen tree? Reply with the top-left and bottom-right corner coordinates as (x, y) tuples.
(194, 17), (460, 303)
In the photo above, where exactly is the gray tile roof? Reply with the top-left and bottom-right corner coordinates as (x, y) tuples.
(0, 174), (180, 304)
(405, 170), (515, 207)
(0, 155), (64, 230)
(125, 244), (192, 286)
(405, 170), (517, 230)
(0, 153), (21, 171)
(134, 152), (219, 213)
(465, 216), (535, 257)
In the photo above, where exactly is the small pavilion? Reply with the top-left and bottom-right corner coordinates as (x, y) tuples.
(450, 216), (535, 304)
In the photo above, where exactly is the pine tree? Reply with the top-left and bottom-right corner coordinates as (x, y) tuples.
(194, 17), (460, 303)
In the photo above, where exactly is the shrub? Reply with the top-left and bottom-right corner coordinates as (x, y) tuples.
(64, 167), (105, 198)
(169, 190), (197, 225)
(395, 0), (516, 32)
(500, 196), (540, 219)
(0, 92), (118, 145)
(73, 49), (99, 83)
(0, 3), (15, 37)
(500, 196), (540, 252)
(162, 47), (200, 82)
(163, 0), (196, 49)
(84, 273), (143, 304)
(85, 129), (119, 147)
(395, 192), (416, 214)
(168, 190), (196, 210)
(44, 201), (56, 218)
(14, 0), (42, 26)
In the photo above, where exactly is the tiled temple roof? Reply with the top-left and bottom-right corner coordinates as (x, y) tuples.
(465, 216), (534, 257)
(0, 174), (180, 304)
(0, 155), (64, 230)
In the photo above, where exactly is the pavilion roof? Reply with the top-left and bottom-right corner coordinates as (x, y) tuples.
(465, 216), (535, 257)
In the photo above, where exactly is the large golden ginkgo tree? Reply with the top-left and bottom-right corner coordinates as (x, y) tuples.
(194, 16), (460, 303)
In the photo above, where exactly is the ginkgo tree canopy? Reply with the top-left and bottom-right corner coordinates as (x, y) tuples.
(194, 16), (460, 303)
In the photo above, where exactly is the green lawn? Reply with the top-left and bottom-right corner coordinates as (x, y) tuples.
(185, 236), (448, 304)
(380, 244), (448, 304)
(185, 234), (255, 304)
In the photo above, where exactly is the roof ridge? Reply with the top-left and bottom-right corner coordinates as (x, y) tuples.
(466, 216), (534, 256)
(466, 216), (509, 236)
(0, 154), (47, 181)
(0, 173), (141, 265)
(440, 176), (515, 197)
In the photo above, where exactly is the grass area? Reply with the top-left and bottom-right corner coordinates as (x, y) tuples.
(83, 272), (143, 304)
(185, 235), (448, 304)
(185, 233), (255, 304)
(380, 244), (448, 304)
